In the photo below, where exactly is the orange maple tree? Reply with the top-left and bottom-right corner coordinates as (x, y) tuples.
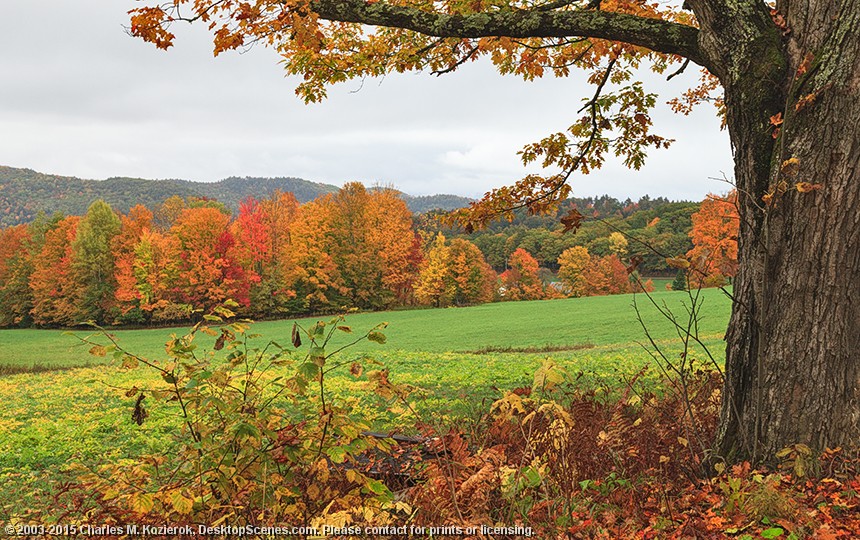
(687, 191), (739, 287)
(30, 216), (81, 326)
(500, 248), (544, 301)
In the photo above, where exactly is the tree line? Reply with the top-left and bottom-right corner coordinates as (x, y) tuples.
(0, 185), (738, 327)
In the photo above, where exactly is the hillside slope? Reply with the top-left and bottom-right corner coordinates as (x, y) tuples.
(0, 166), (472, 225)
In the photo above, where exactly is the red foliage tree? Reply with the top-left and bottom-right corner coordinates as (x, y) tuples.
(171, 207), (248, 311)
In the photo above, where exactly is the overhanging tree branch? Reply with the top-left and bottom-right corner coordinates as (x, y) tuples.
(309, 0), (708, 68)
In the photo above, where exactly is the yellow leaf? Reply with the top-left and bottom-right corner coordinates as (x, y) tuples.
(780, 157), (800, 176)
(666, 257), (690, 269)
(131, 493), (154, 514)
(678, 436), (689, 448)
(170, 490), (194, 515)
(659, 455), (670, 463)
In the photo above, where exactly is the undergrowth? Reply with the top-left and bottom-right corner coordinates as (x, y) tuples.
(3, 309), (857, 539)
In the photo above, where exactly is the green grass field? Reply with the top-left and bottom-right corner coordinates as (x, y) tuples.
(0, 289), (731, 515)
(0, 288), (728, 368)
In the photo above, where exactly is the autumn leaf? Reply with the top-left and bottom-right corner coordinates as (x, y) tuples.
(796, 52), (814, 77)
(367, 330), (387, 344)
(769, 8), (790, 35)
(781, 157), (801, 177)
(560, 208), (584, 234)
(130, 492), (155, 515)
(169, 490), (194, 515)
(795, 94), (815, 111)
(291, 323), (302, 348)
(666, 257), (690, 269)
(214, 331), (226, 351)
(626, 255), (643, 274)
(132, 394), (148, 426)
(796, 182), (823, 193)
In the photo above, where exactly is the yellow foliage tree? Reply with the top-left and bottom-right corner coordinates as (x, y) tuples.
(557, 246), (591, 297)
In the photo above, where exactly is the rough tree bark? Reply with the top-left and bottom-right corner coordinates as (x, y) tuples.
(701, 0), (860, 462)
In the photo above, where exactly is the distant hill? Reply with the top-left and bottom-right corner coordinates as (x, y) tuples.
(0, 166), (472, 226)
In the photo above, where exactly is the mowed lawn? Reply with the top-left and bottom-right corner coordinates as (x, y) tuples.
(0, 288), (729, 368)
(0, 289), (731, 513)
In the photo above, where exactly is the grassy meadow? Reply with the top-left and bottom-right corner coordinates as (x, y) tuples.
(0, 288), (731, 516)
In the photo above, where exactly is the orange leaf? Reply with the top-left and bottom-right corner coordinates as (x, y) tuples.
(796, 182), (823, 193)
(796, 52), (814, 77)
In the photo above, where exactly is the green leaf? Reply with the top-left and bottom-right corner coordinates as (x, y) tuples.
(761, 528), (784, 539)
(312, 321), (326, 339)
(298, 362), (319, 380)
(364, 478), (389, 496)
(234, 422), (261, 441)
(522, 466), (542, 487)
(327, 446), (347, 464)
(162, 372), (177, 384)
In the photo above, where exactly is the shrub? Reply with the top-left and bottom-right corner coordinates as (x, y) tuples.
(59, 303), (412, 528)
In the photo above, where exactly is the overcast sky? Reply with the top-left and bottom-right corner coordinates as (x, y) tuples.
(0, 1), (734, 200)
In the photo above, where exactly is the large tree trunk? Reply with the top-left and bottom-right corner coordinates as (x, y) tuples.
(692, 0), (860, 462)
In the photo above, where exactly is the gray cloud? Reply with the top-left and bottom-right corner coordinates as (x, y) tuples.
(0, 0), (733, 201)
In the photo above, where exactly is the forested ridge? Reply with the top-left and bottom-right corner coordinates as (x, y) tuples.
(0, 165), (473, 225)
(0, 176), (736, 328)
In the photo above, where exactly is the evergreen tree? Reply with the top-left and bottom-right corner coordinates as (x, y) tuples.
(671, 269), (688, 292)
